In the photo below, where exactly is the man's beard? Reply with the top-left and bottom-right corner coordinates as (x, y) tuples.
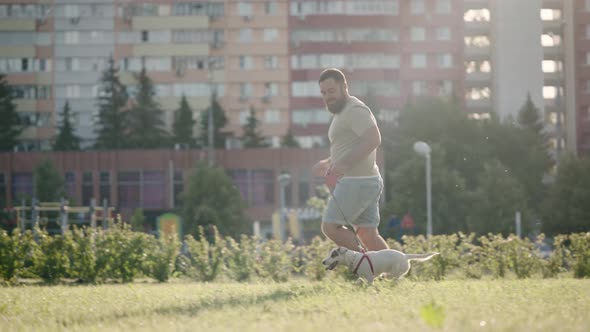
(327, 96), (348, 114)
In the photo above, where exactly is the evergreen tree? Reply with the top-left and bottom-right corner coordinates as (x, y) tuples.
(0, 73), (23, 151)
(281, 129), (300, 148)
(127, 67), (169, 149)
(54, 100), (81, 151)
(199, 94), (228, 149)
(172, 95), (197, 148)
(95, 57), (128, 150)
(34, 159), (65, 202)
(180, 162), (249, 238)
(242, 106), (269, 148)
(517, 93), (545, 135)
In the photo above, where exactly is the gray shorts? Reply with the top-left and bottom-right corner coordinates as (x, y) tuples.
(322, 175), (383, 228)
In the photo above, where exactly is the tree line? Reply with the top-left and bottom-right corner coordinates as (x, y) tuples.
(0, 58), (300, 152)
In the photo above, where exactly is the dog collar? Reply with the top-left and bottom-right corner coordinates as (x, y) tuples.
(352, 252), (374, 275)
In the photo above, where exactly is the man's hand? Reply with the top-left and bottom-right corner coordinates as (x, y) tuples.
(312, 159), (331, 177)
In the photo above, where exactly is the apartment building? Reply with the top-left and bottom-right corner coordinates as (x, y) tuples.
(1, 0), (588, 156)
(289, 0), (465, 146)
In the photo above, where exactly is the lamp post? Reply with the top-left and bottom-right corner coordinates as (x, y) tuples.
(413, 141), (432, 238)
(277, 173), (291, 242)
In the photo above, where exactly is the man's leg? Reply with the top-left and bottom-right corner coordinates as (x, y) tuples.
(357, 227), (388, 251)
(321, 222), (363, 251)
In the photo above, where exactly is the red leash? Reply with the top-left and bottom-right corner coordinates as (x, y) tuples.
(352, 251), (375, 275)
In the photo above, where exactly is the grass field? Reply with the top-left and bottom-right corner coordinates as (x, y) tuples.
(1, 278), (589, 332)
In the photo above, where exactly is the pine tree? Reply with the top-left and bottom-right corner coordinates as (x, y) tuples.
(54, 100), (81, 151)
(281, 129), (300, 148)
(172, 95), (197, 148)
(199, 94), (228, 149)
(127, 67), (169, 149)
(0, 74), (23, 151)
(95, 57), (128, 150)
(518, 93), (545, 135)
(242, 106), (269, 148)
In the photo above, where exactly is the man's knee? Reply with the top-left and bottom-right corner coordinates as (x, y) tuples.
(321, 222), (339, 236)
(356, 227), (380, 239)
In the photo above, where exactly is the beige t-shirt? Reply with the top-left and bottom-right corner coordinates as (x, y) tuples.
(328, 96), (380, 177)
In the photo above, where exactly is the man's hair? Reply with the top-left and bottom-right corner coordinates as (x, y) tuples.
(318, 68), (347, 85)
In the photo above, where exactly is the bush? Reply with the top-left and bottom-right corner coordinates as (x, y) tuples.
(569, 233), (590, 278)
(183, 226), (226, 282)
(95, 221), (151, 283)
(31, 228), (73, 284)
(0, 229), (35, 283)
(144, 235), (181, 282)
(225, 234), (258, 282)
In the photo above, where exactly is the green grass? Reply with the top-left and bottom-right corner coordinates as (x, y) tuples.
(1, 278), (589, 331)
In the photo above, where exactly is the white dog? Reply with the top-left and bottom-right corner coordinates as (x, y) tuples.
(322, 247), (439, 284)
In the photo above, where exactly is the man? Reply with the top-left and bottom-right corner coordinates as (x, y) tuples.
(312, 68), (389, 252)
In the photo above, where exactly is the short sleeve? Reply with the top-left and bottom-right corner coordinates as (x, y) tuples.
(343, 106), (377, 136)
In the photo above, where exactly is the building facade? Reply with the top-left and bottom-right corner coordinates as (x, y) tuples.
(1, 0), (589, 156)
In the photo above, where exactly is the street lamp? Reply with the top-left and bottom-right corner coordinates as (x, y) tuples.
(413, 141), (432, 238)
(277, 173), (291, 242)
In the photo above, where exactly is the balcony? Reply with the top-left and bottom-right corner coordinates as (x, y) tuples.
(464, 45), (491, 60)
(464, 0), (490, 10)
(465, 71), (492, 85)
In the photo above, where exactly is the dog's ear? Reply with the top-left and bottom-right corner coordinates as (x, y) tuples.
(337, 247), (348, 254)
(330, 248), (340, 258)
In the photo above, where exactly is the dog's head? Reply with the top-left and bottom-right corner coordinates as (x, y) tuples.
(322, 247), (349, 270)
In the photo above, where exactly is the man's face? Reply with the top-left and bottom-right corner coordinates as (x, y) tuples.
(319, 78), (347, 114)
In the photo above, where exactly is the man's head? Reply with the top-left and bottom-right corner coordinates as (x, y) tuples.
(319, 68), (349, 114)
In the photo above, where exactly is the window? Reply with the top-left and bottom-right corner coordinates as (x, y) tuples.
(240, 82), (252, 98)
(541, 9), (561, 21)
(239, 28), (252, 42)
(541, 33), (561, 47)
(82, 172), (93, 206)
(264, 55), (278, 69)
(11, 173), (33, 202)
(141, 30), (149, 42)
(436, 27), (451, 41)
(117, 171), (140, 208)
(239, 55), (253, 70)
(264, 1), (277, 15)
(436, 0), (451, 14)
(437, 54), (453, 68)
(438, 80), (452, 96)
(264, 82), (279, 97)
(410, 0), (425, 14)
(99, 171), (111, 206)
(143, 171), (165, 208)
(0, 173), (6, 209)
(252, 170), (274, 206)
(65, 172), (76, 204)
(412, 81), (427, 96)
(237, 2), (253, 17)
(265, 109), (280, 123)
(411, 54), (427, 68)
(543, 60), (562, 73)
(64, 31), (79, 44)
(264, 28), (278, 42)
(411, 27), (425, 41)
(239, 109), (249, 125)
(173, 170), (183, 207)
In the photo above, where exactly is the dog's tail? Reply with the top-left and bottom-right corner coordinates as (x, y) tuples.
(406, 252), (439, 262)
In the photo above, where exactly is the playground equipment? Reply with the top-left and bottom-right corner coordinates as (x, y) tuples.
(14, 198), (114, 234)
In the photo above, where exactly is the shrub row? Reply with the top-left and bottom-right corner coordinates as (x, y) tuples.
(1, 223), (589, 284)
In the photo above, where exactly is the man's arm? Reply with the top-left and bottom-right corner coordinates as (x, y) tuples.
(330, 125), (381, 174)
